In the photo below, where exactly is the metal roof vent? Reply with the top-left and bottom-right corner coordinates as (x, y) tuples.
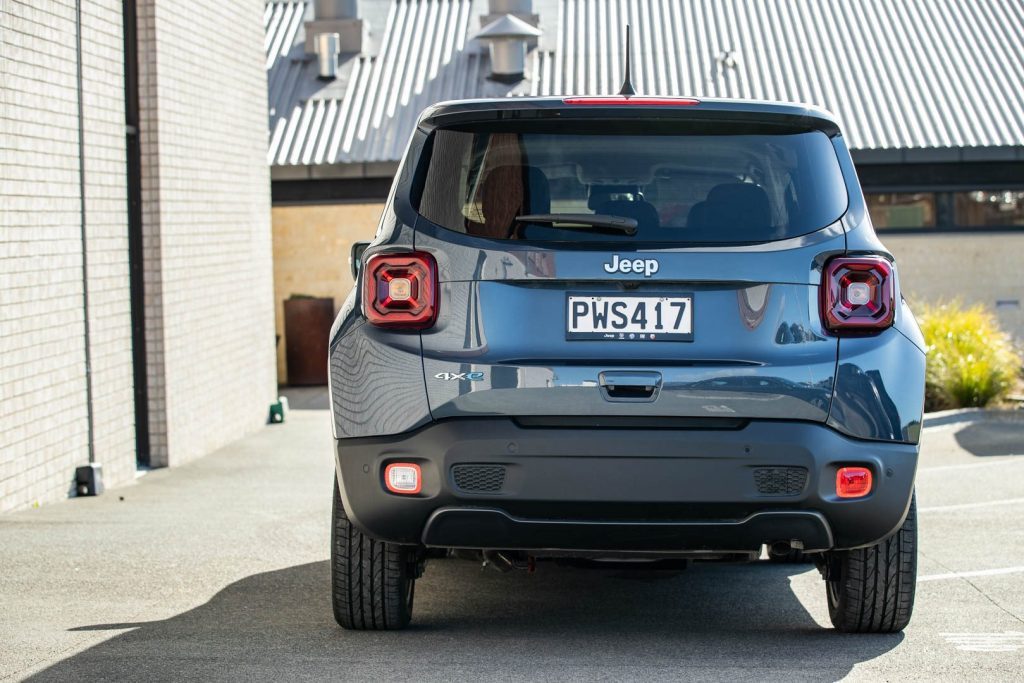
(315, 0), (358, 20)
(717, 49), (740, 71)
(305, 0), (364, 55)
(475, 14), (543, 84)
(316, 32), (341, 80)
(488, 0), (532, 12)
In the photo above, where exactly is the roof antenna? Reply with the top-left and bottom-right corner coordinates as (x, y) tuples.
(618, 24), (636, 96)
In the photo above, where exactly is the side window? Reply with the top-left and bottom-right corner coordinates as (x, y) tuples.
(418, 130), (472, 231)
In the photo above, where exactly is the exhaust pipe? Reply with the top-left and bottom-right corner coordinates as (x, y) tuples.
(482, 550), (533, 573)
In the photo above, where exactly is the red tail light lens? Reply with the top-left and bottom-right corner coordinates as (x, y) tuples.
(363, 252), (438, 329)
(821, 256), (895, 333)
(563, 96), (700, 106)
(836, 466), (873, 498)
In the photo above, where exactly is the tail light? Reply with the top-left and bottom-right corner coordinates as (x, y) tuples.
(820, 256), (895, 333)
(836, 466), (873, 498)
(363, 251), (438, 329)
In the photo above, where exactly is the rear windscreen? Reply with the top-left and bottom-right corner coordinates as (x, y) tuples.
(416, 122), (848, 245)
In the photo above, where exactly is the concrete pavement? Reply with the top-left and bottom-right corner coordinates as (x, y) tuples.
(1, 408), (1022, 681)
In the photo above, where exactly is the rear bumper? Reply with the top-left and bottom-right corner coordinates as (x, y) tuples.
(421, 508), (834, 553)
(334, 419), (918, 553)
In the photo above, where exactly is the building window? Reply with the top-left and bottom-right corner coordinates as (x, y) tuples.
(954, 190), (1024, 227)
(866, 193), (936, 229)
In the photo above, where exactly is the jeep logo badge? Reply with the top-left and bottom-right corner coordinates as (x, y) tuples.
(603, 254), (660, 277)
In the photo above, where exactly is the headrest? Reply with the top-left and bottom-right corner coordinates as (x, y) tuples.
(524, 166), (550, 214)
(596, 199), (660, 232)
(707, 183), (771, 217)
(685, 183), (773, 237)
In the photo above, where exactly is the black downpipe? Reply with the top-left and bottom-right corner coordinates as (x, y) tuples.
(75, 0), (96, 464)
(123, 0), (150, 467)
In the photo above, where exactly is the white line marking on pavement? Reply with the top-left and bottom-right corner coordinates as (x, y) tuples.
(919, 497), (1024, 513)
(940, 632), (1024, 652)
(919, 566), (1024, 582)
(918, 458), (1024, 473)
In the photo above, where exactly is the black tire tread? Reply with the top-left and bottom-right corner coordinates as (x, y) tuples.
(828, 494), (917, 633)
(331, 480), (414, 630)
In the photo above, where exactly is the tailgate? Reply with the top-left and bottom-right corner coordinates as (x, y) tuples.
(417, 235), (842, 423)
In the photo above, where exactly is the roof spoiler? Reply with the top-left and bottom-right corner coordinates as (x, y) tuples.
(416, 99), (842, 138)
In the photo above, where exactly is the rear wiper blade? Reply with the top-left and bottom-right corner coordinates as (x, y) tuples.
(515, 213), (638, 236)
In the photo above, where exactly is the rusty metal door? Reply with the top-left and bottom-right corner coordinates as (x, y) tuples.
(284, 297), (335, 385)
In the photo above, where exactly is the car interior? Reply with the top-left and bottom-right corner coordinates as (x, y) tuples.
(418, 127), (847, 244)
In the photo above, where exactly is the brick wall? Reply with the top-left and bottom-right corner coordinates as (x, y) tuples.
(137, 0), (277, 466)
(0, 0), (136, 512)
(1, 0), (275, 510)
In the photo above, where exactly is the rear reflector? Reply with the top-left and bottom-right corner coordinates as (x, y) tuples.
(363, 251), (438, 329)
(384, 463), (422, 495)
(836, 466), (873, 498)
(821, 256), (895, 334)
(562, 96), (700, 106)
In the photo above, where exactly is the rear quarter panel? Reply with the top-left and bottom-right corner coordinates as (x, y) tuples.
(328, 166), (435, 438)
(825, 142), (926, 443)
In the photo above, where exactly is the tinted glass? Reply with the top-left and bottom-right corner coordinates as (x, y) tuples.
(417, 125), (848, 244)
(866, 192), (936, 229)
(955, 190), (1024, 227)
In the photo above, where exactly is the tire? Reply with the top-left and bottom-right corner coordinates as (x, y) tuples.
(825, 494), (917, 633)
(331, 479), (416, 630)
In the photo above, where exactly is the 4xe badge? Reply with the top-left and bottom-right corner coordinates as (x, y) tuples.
(434, 371), (485, 382)
(603, 254), (659, 277)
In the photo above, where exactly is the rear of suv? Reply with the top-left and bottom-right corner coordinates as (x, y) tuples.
(329, 96), (925, 633)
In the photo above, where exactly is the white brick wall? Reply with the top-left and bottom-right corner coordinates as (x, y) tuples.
(1, 0), (275, 510)
(136, 0), (277, 466)
(886, 233), (1024, 339)
(80, 0), (137, 489)
(0, 0), (135, 512)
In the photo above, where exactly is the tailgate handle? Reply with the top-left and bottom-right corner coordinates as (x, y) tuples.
(598, 371), (662, 402)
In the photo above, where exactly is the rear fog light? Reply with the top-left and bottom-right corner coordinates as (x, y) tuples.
(384, 463), (422, 495)
(836, 466), (873, 498)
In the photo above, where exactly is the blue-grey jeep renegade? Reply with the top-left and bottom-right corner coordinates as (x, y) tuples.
(328, 96), (925, 633)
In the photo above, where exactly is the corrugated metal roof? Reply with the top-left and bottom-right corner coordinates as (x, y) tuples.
(264, 1), (306, 71)
(266, 0), (1024, 171)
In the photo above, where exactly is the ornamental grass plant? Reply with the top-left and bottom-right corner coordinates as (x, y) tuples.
(918, 301), (1022, 411)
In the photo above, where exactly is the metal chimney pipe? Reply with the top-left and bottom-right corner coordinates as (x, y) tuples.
(489, 41), (527, 82)
(316, 32), (341, 79)
(314, 0), (358, 20)
(488, 0), (532, 13)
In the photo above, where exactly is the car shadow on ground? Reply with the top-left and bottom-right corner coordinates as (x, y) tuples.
(953, 417), (1024, 457)
(950, 419), (1024, 456)
(28, 559), (901, 681)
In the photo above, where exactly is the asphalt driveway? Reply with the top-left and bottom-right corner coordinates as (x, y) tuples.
(1, 407), (1022, 681)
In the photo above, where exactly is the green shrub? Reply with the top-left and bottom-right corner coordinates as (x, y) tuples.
(918, 301), (1022, 411)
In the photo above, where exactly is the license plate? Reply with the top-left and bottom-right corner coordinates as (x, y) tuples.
(566, 295), (694, 341)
